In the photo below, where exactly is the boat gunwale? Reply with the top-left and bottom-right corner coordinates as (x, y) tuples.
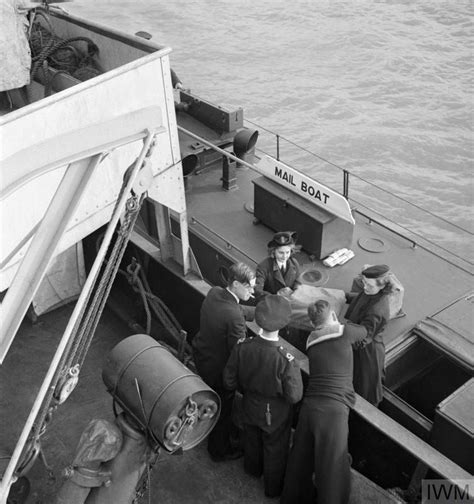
(0, 13), (172, 127)
(45, 6), (166, 54)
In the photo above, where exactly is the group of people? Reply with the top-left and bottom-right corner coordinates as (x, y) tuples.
(192, 231), (395, 503)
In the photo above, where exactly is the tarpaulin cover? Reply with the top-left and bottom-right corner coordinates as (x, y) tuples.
(32, 242), (86, 316)
(0, 0), (33, 91)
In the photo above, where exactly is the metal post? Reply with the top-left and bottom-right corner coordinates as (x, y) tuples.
(276, 134), (280, 161)
(153, 203), (173, 262)
(178, 210), (191, 275)
(85, 414), (154, 504)
(222, 156), (238, 191)
(343, 169), (350, 199)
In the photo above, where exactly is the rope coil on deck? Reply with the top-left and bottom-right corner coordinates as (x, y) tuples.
(29, 12), (102, 84)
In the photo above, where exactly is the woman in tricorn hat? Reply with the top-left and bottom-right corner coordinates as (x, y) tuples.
(254, 231), (304, 351)
(254, 231), (301, 301)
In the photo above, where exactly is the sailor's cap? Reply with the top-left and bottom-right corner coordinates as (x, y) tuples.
(255, 295), (292, 332)
(361, 264), (390, 279)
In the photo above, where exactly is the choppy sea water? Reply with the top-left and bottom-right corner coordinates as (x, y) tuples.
(69, 0), (473, 265)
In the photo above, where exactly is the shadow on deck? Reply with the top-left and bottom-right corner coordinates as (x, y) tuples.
(1, 304), (401, 503)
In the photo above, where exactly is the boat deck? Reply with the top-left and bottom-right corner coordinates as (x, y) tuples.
(1, 305), (401, 503)
(183, 160), (473, 352)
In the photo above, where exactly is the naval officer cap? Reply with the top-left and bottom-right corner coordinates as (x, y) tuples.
(362, 264), (390, 279)
(255, 294), (292, 332)
(267, 231), (298, 249)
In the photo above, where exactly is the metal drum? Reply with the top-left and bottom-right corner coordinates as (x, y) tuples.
(102, 334), (220, 452)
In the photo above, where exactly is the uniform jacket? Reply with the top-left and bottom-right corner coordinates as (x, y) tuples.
(254, 256), (301, 300)
(223, 336), (303, 432)
(192, 286), (253, 388)
(305, 322), (365, 408)
(344, 289), (391, 346)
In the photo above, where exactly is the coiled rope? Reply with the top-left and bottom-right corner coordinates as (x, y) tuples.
(29, 12), (102, 85)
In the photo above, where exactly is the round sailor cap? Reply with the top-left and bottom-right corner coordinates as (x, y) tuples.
(361, 264), (390, 279)
(255, 295), (292, 332)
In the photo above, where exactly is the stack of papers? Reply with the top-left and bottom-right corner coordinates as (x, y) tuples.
(322, 248), (355, 267)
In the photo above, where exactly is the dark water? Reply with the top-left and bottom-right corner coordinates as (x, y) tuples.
(69, 0), (473, 265)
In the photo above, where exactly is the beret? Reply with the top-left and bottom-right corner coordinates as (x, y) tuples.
(362, 264), (390, 279)
(255, 294), (292, 332)
(267, 231), (298, 249)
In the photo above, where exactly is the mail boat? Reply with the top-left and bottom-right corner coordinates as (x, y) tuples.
(0, 5), (472, 504)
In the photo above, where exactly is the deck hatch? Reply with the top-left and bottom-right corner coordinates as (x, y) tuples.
(414, 294), (474, 372)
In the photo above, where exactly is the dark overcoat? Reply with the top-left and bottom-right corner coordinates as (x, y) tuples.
(223, 337), (303, 430)
(344, 289), (391, 406)
(224, 336), (303, 497)
(192, 286), (251, 388)
(254, 256), (301, 300)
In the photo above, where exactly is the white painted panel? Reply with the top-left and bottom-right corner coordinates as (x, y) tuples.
(0, 49), (186, 290)
(257, 154), (355, 224)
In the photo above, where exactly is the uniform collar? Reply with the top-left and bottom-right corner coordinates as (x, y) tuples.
(258, 329), (279, 342)
(306, 324), (344, 350)
(257, 335), (281, 345)
(273, 258), (289, 271)
(225, 287), (239, 303)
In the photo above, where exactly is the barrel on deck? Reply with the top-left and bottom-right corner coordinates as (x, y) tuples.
(102, 334), (220, 452)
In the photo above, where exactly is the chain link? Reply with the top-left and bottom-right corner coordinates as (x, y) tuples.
(132, 448), (160, 504)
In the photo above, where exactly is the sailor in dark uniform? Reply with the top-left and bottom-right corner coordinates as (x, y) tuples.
(345, 264), (392, 406)
(223, 295), (303, 498)
(281, 299), (365, 504)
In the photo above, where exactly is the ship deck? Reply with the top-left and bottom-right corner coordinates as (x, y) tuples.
(183, 160), (473, 354)
(1, 129), (472, 504)
(1, 305), (401, 504)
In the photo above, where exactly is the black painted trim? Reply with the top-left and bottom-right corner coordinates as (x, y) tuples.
(48, 8), (165, 53)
